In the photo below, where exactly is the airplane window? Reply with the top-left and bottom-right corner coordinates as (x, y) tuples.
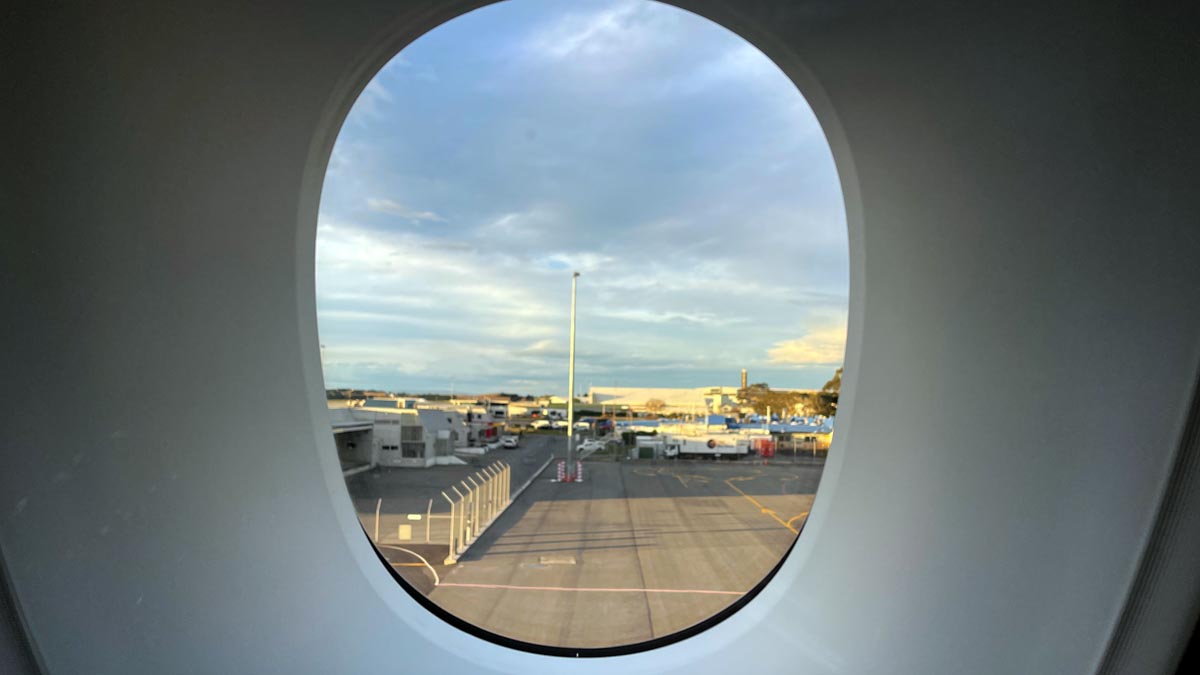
(316, 0), (847, 653)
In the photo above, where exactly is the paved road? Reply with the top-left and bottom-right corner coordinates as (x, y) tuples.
(426, 458), (822, 648)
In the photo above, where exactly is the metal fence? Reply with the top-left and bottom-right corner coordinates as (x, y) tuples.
(441, 462), (510, 564)
(776, 435), (829, 462)
(360, 460), (517, 565)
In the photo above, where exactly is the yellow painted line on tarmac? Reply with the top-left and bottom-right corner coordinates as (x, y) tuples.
(724, 476), (799, 534)
(631, 466), (710, 487)
(786, 512), (810, 528)
(673, 473), (709, 488)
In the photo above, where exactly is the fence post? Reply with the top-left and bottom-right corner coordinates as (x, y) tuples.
(451, 485), (466, 553)
(480, 467), (493, 523)
(484, 469), (494, 522)
(476, 471), (486, 524)
(477, 472), (487, 524)
(494, 466), (501, 516)
(498, 463), (505, 504)
(487, 465), (499, 519)
(468, 476), (481, 532)
(374, 498), (381, 543)
(441, 491), (455, 563)
(426, 498), (432, 543)
(460, 481), (474, 541)
(504, 463), (510, 504)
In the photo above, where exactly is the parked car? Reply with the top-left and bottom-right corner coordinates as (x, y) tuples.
(501, 435), (519, 449)
(531, 419), (551, 429)
(550, 420), (569, 429)
(573, 421), (590, 430)
(579, 439), (605, 452)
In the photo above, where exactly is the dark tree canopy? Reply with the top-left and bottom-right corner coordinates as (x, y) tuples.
(737, 369), (841, 417)
(822, 367), (843, 394)
(738, 383), (804, 416)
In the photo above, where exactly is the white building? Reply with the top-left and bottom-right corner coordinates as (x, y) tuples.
(587, 386), (742, 414)
(329, 398), (499, 472)
(359, 399), (434, 468)
(329, 407), (375, 475)
(506, 401), (539, 417)
(416, 408), (470, 456)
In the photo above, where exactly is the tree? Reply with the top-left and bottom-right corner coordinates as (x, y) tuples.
(737, 382), (771, 406)
(797, 392), (819, 415)
(761, 390), (805, 416)
(737, 382), (804, 416)
(822, 367), (843, 394)
(810, 367), (842, 416)
(645, 399), (666, 415)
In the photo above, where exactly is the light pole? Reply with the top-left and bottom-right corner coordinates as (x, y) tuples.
(566, 271), (580, 480)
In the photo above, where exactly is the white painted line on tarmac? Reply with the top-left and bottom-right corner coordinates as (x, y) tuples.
(436, 582), (743, 596)
(378, 545), (441, 586)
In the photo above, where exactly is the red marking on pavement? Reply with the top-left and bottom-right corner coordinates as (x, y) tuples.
(436, 582), (743, 596)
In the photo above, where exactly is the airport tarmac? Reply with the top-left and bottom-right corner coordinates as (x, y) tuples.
(415, 457), (822, 648)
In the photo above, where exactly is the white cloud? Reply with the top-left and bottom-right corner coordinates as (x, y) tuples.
(490, 212), (521, 232)
(600, 307), (748, 327)
(665, 43), (782, 98)
(527, 1), (647, 60)
(366, 198), (446, 223)
(314, 0), (849, 393)
(517, 339), (566, 358)
(767, 321), (847, 366)
(348, 80), (394, 122)
(315, 309), (455, 331)
(318, 292), (435, 309)
(536, 252), (615, 273)
(315, 218), (562, 326)
(477, 205), (565, 241)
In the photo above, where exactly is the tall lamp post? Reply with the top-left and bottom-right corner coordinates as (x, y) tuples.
(566, 271), (580, 481)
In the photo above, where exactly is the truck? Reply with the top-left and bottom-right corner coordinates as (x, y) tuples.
(662, 435), (752, 460)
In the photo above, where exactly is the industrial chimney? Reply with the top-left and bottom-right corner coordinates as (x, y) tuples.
(741, 369), (748, 390)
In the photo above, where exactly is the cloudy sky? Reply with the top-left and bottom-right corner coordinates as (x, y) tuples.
(316, 0), (847, 395)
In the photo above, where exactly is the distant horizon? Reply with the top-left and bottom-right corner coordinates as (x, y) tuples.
(322, 367), (841, 399)
(317, 0), (848, 394)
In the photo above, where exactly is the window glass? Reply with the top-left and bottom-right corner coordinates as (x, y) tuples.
(317, 0), (846, 651)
